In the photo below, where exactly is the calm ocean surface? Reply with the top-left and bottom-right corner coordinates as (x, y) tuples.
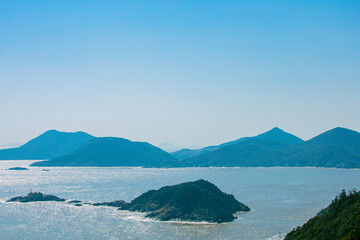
(1, 160), (359, 240)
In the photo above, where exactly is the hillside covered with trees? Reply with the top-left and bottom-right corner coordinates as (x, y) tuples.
(285, 189), (360, 240)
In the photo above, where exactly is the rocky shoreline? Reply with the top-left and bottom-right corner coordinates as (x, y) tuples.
(6, 179), (250, 223)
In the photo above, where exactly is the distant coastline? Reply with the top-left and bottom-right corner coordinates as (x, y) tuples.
(1, 127), (359, 169)
(3, 160), (360, 171)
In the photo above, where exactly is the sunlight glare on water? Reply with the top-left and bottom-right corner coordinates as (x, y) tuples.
(1, 160), (360, 240)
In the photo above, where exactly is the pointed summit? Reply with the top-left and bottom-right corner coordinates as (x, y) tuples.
(255, 127), (304, 145)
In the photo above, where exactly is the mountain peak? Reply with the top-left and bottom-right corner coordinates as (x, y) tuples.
(42, 129), (90, 135)
(43, 129), (60, 134)
(255, 127), (303, 145)
(327, 127), (358, 134)
(267, 127), (284, 133)
(316, 127), (359, 138)
(0, 130), (95, 160)
(309, 127), (360, 145)
(31, 136), (178, 167)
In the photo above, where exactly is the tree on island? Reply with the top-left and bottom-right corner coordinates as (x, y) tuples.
(285, 189), (360, 240)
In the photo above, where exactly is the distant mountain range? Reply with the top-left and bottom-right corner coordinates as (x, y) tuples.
(181, 127), (360, 168)
(2, 127), (360, 168)
(172, 127), (303, 160)
(0, 130), (94, 160)
(31, 137), (178, 167)
(282, 127), (360, 168)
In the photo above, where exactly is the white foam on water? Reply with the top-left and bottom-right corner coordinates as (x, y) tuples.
(123, 214), (155, 222)
(115, 210), (221, 225)
(265, 234), (284, 240)
(167, 220), (218, 225)
(120, 211), (154, 222)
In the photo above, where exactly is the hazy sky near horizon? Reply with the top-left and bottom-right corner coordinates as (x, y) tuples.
(1, 0), (359, 147)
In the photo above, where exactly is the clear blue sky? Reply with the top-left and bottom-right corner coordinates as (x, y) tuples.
(1, 0), (359, 148)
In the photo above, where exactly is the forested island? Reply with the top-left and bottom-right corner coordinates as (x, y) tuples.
(120, 179), (250, 223)
(285, 190), (360, 240)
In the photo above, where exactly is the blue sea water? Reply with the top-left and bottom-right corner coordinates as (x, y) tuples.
(1, 160), (360, 240)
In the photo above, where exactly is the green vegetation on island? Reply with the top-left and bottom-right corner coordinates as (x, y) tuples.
(120, 179), (250, 223)
(285, 189), (360, 240)
(7, 180), (249, 223)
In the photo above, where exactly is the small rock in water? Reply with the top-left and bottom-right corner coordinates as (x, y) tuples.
(67, 200), (82, 204)
(7, 167), (29, 171)
(92, 200), (126, 207)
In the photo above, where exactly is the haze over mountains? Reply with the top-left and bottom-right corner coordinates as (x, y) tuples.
(282, 127), (360, 168)
(32, 137), (178, 167)
(172, 127), (303, 160)
(0, 142), (23, 149)
(2, 127), (360, 168)
(0, 130), (94, 160)
(181, 127), (360, 168)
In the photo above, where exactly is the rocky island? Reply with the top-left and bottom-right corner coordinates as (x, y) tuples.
(7, 192), (66, 203)
(120, 179), (250, 223)
(6, 167), (29, 170)
(7, 180), (249, 223)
